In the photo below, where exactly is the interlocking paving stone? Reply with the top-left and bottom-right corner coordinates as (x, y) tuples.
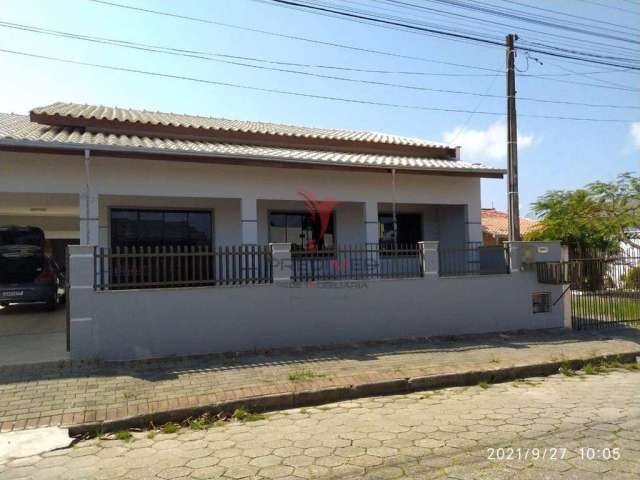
(0, 329), (639, 433)
(0, 369), (638, 479)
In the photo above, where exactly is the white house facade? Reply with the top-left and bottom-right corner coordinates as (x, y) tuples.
(0, 103), (567, 361)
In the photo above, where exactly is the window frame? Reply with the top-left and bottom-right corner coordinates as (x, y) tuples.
(267, 209), (337, 253)
(109, 207), (214, 250)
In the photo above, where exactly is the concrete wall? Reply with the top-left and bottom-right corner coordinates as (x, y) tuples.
(68, 242), (565, 361)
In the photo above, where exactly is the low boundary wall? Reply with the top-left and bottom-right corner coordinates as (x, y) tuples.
(68, 242), (566, 361)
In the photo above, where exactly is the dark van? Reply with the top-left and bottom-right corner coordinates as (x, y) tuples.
(0, 226), (64, 310)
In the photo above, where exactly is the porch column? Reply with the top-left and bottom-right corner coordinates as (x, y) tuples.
(241, 197), (258, 245)
(364, 200), (379, 245)
(465, 204), (483, 245)
(364, 200), (379, 274)
(79, 188), (99, 246)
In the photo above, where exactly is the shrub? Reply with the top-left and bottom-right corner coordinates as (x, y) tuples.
(623, 266), (640, 289)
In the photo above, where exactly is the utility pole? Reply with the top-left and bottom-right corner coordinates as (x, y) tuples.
(506, 33), (521, 242)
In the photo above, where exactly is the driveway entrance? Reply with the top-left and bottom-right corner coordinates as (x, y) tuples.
(0, 303), (69, 366)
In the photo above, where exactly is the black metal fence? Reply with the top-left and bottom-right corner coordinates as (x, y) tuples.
(94, 245), (273, 290)
(537, 246), (640, 329)
(439, 244), (510, 276)
(291, 244), (423, 281)
(571, 248), (640, 329)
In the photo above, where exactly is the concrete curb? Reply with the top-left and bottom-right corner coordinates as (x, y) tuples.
(69, 351), (640, 436)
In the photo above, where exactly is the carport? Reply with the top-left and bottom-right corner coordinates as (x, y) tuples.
(0, 193), (77, 366)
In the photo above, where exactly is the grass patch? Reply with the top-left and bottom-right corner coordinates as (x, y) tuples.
(232, 407), (266, 422)
(623, 362), (639, 371)
(161, 422), (179, 434)
(559, 361), (576, 377)
(146, 431), (157, 439)
(288, 369), (324, 382)
(114, 430), (132, 442)
(478, 380), (490, 389)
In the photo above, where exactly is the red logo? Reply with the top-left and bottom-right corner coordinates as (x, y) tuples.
(297, 189), (337, 251)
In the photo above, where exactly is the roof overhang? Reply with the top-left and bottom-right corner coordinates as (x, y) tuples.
(0, 139), (506, 178)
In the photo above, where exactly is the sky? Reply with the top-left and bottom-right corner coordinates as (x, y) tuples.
(0, 0), (638, 217)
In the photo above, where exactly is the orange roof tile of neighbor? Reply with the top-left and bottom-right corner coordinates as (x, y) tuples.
(0, 103), (506, 177)
(481, 208), (540, 238)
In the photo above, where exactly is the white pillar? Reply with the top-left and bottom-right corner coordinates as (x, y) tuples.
(364, 200), (379, 245)
(68, 245), (97, 358)
(79, 189), (99, 246)
(465, 204), (483, 245)
(270, 243), (292, 284)
(418, 241), (439, 276)
(241, 197), (258, 245)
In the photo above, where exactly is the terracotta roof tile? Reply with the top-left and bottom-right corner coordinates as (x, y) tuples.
(481, 208), (539, 237)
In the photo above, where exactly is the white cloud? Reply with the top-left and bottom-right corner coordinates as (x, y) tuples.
(442, 121), (537, 164)
(631, 122), (640, 150)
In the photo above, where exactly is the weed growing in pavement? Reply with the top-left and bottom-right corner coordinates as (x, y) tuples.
(288, 369), (324, 382)
(114, 430), (132, 442)
(559, 362), (576, 377)
(146, 431), (157, 439)
(583, 362), (605, 375)
(478, 380), (490, 389)
(162, 422), (179, 434)
(232, 407), (266, 422)
(189, 418), (206, 430)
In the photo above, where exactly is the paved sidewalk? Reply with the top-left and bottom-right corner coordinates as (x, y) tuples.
(0, 328), (639, 433)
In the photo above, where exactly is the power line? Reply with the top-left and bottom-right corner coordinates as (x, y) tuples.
(87, 0), (502, 73)
(573, 0), (640, 16)
(0, 20), (503, 77)
(265, 0), (640, 69)
(1, 48), (637, 123)
(393, 0), (639, 46)
(87, 0), (640, 79)
(4, 21), (638, 109)
(373, 0), (640, 59)
(492, 0), (640, 34)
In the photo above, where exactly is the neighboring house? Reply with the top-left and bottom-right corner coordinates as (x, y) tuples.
(0, 102), (504, 256)
(481, 208), (539, 245)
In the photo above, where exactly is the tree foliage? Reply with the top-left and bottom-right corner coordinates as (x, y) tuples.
(526, 173), (640, 254)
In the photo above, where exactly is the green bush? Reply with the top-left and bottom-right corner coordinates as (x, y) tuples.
(623, 266), (640, 289)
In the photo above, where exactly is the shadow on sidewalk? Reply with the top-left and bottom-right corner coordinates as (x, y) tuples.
(0, 327), (639, 385)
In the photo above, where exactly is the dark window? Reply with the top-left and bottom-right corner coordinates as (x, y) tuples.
(110, 209), (212, 249)
(268, 211), (335, 252)
(378, 213), (422, 248)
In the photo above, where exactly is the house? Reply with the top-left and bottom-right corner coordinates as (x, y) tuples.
(0, 103), (567, 360)
(481, 208), (539, 245)
(0, 102), (506, 257)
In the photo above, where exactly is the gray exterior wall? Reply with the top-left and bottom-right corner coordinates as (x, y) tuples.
(69, 242), (565, 361)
